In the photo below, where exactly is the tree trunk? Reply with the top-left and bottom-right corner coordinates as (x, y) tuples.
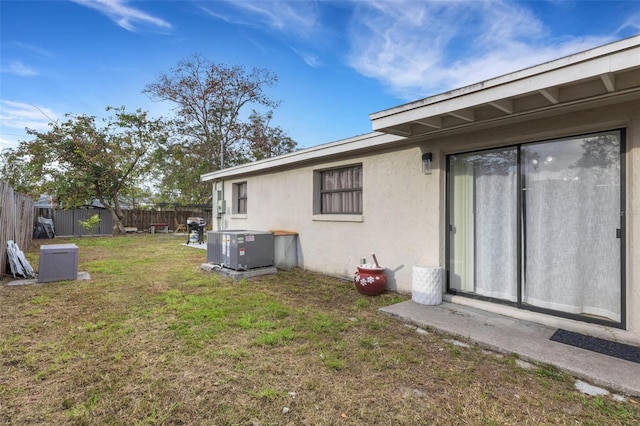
(100, 200), (127, 235)
(112, 218), (127, 236)
(109, 194), (128, 235)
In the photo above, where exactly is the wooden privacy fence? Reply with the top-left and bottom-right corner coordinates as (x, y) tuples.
(122, 209), (210, 232)
(0, 181), (35, 276)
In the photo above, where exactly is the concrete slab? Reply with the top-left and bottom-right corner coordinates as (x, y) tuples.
(380, 300), (640, 397)
(200, 263), (277, 281)
(183, 242), (207, 250)
(6, 271), (91, 286)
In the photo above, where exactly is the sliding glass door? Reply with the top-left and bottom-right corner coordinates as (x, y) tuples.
(521, 133), (622, 322)
(447, 131), (624, 325)
(449, 148), (518, 301)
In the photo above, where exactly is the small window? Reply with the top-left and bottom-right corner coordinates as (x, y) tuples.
(234, 182), (247, 214)
(317, 165), (362, 214)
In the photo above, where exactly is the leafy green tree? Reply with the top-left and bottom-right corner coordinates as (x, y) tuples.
(144, 54), (297, 204)
(0, 147), (40, 195)
(78, 214), (101, 235)
(3, 106), (166, 234)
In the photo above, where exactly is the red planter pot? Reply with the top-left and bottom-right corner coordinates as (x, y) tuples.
(354, 266), (387, 296)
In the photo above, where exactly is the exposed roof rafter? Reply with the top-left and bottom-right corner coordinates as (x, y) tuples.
(489, 98), (514, 114)
(600, 73), (616, 92)
(449, 109), (474, 122)
(539, 87), (560, 104)
(414, 116), (443, 129)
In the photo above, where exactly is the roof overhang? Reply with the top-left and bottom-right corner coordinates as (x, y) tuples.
(370, 35), (640, 137)
(201, 131), (405, 182)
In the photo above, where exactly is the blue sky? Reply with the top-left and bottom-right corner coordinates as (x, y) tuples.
(1, 1), (639, 152)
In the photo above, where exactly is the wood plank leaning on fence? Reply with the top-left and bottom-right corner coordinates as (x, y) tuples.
(0, 181), (35, 277)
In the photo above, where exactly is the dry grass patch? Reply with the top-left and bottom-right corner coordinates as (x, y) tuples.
(1, 234), (638, 425)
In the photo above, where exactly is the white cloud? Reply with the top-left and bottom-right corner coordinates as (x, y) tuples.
(234, 1), (318, 35)
(2, 60), (38, 77)
(290, 46), (321, 68)
(617, 11), (640, 36)
(201, 0), (321, 40)
(346, 0), (615, 100)
(12, 42), (54, 59)
(301, 52), (321, 68)
(0, 100), (57, 127)
(169, 0), (629, 98)
(72, 0), (171, 32)
(0, 101), (59, 149)
(200, 1), (326, 69)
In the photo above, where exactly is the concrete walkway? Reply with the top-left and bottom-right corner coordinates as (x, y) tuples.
(380, 300), (640, 397)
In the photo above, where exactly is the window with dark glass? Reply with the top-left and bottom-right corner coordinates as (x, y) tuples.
(320, 165), (362, 214)
(235, 182), (247, 214)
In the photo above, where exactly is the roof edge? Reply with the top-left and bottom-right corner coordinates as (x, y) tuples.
(370, 34), (640, 121)
(201, 132), (405, 182)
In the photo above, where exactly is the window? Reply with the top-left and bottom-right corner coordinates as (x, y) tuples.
(233, 182), (247, 214)
(317, 165), (362, 214)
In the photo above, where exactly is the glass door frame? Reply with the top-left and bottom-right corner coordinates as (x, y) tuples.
(445, 129), (626, 329)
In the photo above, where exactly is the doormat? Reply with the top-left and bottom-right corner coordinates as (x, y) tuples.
(550, 329), (640, 364)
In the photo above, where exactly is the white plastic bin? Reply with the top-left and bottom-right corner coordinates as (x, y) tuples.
(412, 266), (443, 305)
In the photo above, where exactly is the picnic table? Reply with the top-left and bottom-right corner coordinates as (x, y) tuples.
(150, 223), (169, 233)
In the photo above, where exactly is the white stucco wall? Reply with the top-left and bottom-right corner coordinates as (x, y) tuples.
(214, 99), (639, 332)
(218, 144), (441, 292)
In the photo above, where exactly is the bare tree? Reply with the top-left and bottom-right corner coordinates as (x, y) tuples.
(144, 54), (297, 203)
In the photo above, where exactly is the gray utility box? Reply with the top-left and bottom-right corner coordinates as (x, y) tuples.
(273, 231), (298, 270)
(207, 230), (274, 270)
(38, 243), (78, 283)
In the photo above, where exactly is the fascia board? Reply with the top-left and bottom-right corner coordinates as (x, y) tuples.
(370, 38), (640, 130)
(201, 132), (405, 182)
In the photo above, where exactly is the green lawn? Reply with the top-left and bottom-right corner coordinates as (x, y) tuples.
(1, 234), (638, 425)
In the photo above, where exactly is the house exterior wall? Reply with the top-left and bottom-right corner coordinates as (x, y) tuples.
(215, 99), (640, 332)
(217, 144), (440, 289)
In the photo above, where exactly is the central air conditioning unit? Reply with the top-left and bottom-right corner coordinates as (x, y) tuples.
(207, 230), (274, 270)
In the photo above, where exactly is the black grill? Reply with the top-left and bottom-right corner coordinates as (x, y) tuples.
(186, 217), (206, 244)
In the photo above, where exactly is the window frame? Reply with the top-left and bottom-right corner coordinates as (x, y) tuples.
(445, 129), (626, 328)
(232, 181), (247, 215)
(313, 164), (363, 216)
